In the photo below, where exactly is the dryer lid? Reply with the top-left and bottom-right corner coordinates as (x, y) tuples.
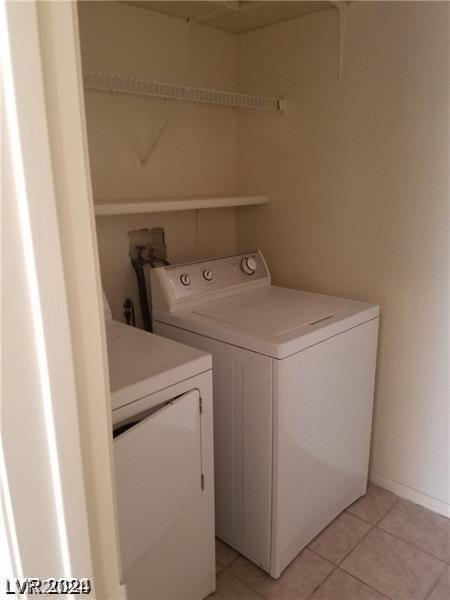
(106, 320), (211, 411)
(192, 286), (350, 336)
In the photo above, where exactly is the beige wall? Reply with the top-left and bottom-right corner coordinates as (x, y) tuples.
(78, 1), (238, 320)
(79, 0), (448, 515)
(96, 208), (236, 322)
(237, 2), (449, 514)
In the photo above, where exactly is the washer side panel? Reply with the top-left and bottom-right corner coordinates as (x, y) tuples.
(155, 321), (273, 571)
(271, 319), (379, 577)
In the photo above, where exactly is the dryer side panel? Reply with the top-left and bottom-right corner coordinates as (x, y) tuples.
(155, 322), (273, 572)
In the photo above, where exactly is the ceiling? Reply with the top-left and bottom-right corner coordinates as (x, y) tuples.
(124, 1), (333, 34)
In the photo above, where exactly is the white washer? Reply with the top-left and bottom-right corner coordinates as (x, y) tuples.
(105, 297), (215, 599)
(150, 251), (379, 578)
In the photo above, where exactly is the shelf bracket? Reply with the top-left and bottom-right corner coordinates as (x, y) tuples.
(140, 101), (179, 167)
(331, 1), (349, 80)
(190, 7), (231, 25)
(141, 19), (194, 167)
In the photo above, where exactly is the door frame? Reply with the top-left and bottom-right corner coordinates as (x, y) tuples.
(1, 1), (125, 597)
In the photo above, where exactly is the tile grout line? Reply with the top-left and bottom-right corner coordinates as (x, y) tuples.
(220, 511), (388, 600)
(424, 567), (447, 600)
(424, 579), (442, 600)
(336, 523), (375, 565)
(220, 551), (273, 600)
(374, 524), (449, 567)
(337, 567), (393, 600)
(219, 506), (376, 599)
(222, 550), (315, 600)
(306, 526), (395, 600)
(338, 522), (446, 600)
(303, 560), (338, 600)
(307, 542), (394, 600)
(222, 572), (269, 600)
(225, 553), (241, 569)
(331, 523), (394, 600)
(372, 526), (448, 597)
(375, 521), (450, 565)
(326, 514), (389, 598)
(222, 561), (273, 600)
(217, 554), (240, 573)
(343, 509), (379, 527)
(224, 571), (267, 600)
(217, 493), (448, 600)
(307, 513), (375, 568)
(373, 496), (400, 525)
(339, 510), (443, 600)
(349, 493), (449, 564)
(345, 494), (400, 527)
(216, 557), (267, 600)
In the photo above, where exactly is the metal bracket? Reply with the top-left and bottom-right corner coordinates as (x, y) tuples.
(330, 1), (350, 80)
(140, 101), (179, 167)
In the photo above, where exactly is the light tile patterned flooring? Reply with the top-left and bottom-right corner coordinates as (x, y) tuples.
(211, 485), (449, 600)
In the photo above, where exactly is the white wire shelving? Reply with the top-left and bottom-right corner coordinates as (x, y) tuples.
(93, 195), (269, 216)
(83, 71), (285, 112)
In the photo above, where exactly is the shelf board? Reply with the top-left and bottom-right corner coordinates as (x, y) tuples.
(94, 195), (269, 216)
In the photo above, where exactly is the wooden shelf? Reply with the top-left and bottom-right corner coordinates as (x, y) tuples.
(93, 195), (268, 216)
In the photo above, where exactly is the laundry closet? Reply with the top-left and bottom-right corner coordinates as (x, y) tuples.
(76, 1), (448, 598)
(79, 0), (244, 326)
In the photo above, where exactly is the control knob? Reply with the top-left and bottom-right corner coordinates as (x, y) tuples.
(180, 273), (191, 286)
(203, 269), (213, 282)
(240, 257), (257, 275)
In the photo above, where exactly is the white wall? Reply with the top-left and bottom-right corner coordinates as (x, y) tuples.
(237, 1), (449, 514)
(78, 1), (238, 320)
(2, 67), (64, 581)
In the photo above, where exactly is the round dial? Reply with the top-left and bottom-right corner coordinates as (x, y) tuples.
(180, 273), (191, 286)
(241, 257), (258, 275)
(203, 269), (213, 282)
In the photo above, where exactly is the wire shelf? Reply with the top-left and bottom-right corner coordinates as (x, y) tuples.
(83, 71), (285, 112)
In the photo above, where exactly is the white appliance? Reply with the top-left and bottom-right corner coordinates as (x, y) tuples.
(104, 295), (215, 599)
(150, 251), (379, 578)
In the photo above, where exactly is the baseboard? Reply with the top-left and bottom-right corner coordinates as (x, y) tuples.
(370, 472), (450, 518)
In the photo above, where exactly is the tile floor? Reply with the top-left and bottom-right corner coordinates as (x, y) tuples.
(211, 485), (449, 600)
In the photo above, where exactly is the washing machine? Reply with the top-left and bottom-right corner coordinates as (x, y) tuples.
(104, 293), (215, 599)
(150, 251), (379, 578)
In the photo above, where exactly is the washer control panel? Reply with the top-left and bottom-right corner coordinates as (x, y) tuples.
(240, 256), (258, 275)
(154, 250), (270, 303)
(179, 273), (191, 287)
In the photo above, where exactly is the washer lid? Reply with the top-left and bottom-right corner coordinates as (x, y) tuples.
(106, 320), (211, 411)
(154, 286), (379, 359)
(193, 286), (350, 336)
